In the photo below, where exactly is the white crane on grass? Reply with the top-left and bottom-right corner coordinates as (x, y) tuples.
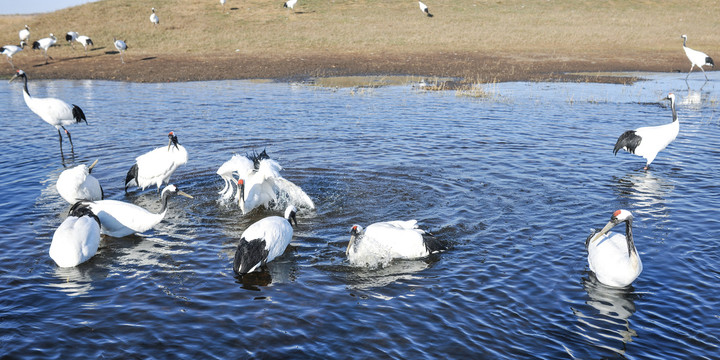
(0, 41), (25, 69)
(150, 8), (160, 26)
(32, 33), (56, 64)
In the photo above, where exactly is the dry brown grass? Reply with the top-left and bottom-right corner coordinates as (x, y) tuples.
(0, 0), (718, 81)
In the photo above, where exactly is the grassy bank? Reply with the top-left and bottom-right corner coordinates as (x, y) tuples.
(0, 0), (718, 82)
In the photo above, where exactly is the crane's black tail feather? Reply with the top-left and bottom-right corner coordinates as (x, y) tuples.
(614, 130), (642, 155)
(124, 164), (138, 192)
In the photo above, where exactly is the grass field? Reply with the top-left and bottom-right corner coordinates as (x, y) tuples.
(0, 0), (718, 82)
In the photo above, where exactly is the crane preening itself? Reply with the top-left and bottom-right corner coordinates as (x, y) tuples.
(49, 202), (102, 267)
(682, 35), (714, 81)
(346, 220), (445, 267)
(125, 132), (188, 192)
(586, 210), (642, 288)
(614, 93), (679, 170)
(9, 70), (87, 153)
(233, 205), (298, 275)
(57, 159), (104, 204)
(217, 149), (315, 215)
(19, 25), (30, 43)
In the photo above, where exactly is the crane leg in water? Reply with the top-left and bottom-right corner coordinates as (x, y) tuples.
(63, 126), (74, 151)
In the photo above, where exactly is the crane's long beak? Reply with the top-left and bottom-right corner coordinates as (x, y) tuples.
(237, 179), (245, 207)
(88, 159), (99, 172)
(589, 221), (616, 244)
(8, 74), (18, 84)
(347, 225), (359, 256)
(177, 190), (193, 199)
(167, 136), (180, 150)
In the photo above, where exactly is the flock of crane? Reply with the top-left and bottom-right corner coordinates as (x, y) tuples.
(3, 0), (715, 287)
(1, 0), (435, 68)
(9, 67), (425, 276)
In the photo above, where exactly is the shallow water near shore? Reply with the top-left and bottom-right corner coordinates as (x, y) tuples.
(1, 73), (718, 358)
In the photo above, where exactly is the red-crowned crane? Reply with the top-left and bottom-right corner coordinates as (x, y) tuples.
(150, 8), (159, 26)
(418, 1), (433, 17)
(233, 205), (298, 274)
(283, 0), (297, 12)
(66, 31), (78, 48)
(125, 132), (188, 193)
(76, 35), (93, 55)
(682, 35), (714, 81)
(56, 159), (104, 204)
(217, 149), (315, 215)
(32, 33), (56, 64)
(347, 220), (445, 267)
(586, 210), (642, 288)
(0, 41), (25, 69)
(9, 70), (87, 152)
(113, 37), (128, 63)
(75, 184), (192, 238)
(49, 202), (102, 267)
(614, 93), (679, 170)
(19, 25), (30, 43)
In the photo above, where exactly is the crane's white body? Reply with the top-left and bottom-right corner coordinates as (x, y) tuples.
(347, 220), (433, 267)
(19, 25), (30, 43)
(10, 70), (87, 152)
(614, 93), (679, 169)
(80, 185), (191, 237)
(56, 162), (102, 204)
(32, 34), (56, 63)
(283, 0), (297, 10)
(627, 121), (678, 166)
(85, 199), (166, 237)
(587, 210), (642, 288)
(23, 92), (77, 129)
(150, 8), (159, 26)
(128, 142), (188, 191)
(682, 35), (714, 80)
(76, 36), (93, 54)
(50, 212), (101, 267)
(113, 38), (127, 63)
(233, 206), (297, 274)
(66, 31), (78, 48)
(587, 231), (642, 288)
(0, 42), (24, 68)
(217, 153), (314, 214)
(418, 1), (433, 17)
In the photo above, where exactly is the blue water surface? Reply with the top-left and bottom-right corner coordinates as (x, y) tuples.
(0, 73), (718, 359)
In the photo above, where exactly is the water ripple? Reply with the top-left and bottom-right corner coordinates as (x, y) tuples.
(0, 74), (718, 358)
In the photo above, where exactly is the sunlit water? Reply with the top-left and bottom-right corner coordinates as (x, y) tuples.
(1, 73), (718, 358)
